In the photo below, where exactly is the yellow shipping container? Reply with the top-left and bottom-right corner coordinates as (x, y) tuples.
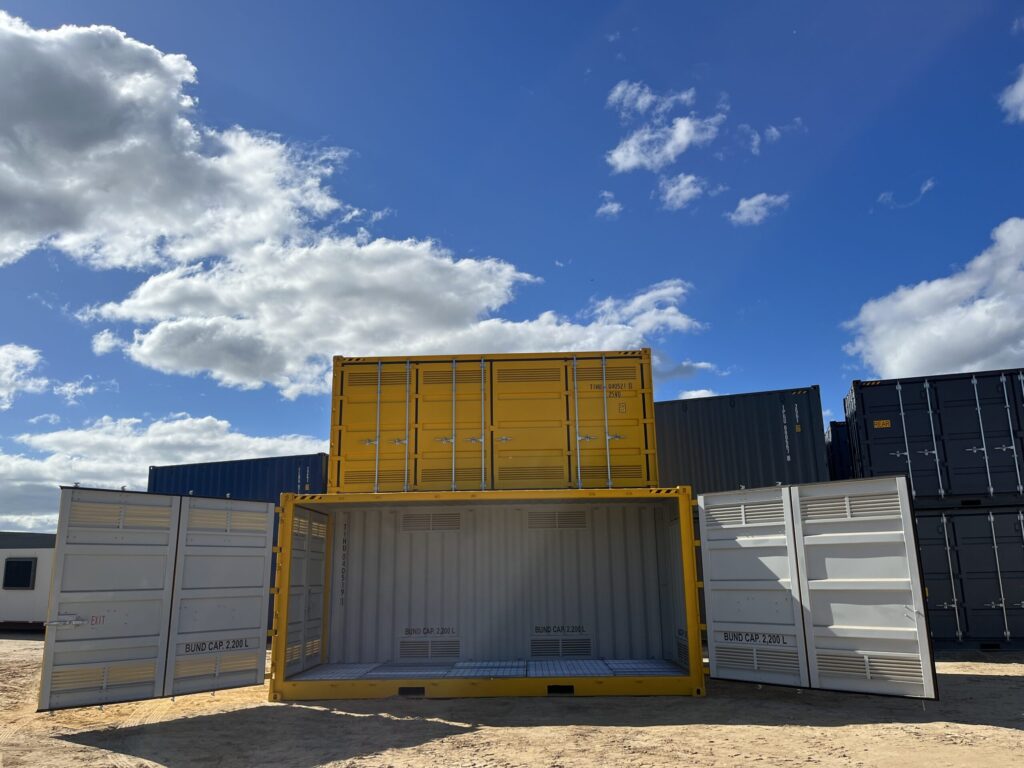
(328, 349), (659, 492)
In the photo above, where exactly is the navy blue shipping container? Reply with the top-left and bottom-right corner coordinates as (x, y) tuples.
(844, 368), (1024, 507)
(826, 420), (854, 481)
(148, 453), (327, 502)
(148, 453), (327, 630)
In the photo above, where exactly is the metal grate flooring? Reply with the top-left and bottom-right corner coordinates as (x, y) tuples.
(289, 659), (685, 681)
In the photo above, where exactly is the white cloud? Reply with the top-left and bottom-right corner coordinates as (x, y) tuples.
(762, 117), (805, 145)
(52, 376), (98, 405)
(596, 190), (623, 218)
(678, 389), (718, 399)
(0, 413), (326, 530)
(27, 413), (60, 425)
(1000, 65), (1024, 122)
(653, 358), (718, 382)
(607, 114), (724, 173)
(1013, 18), (1024, 35)
(737, 124), (761, 155)
(658, 173), (705, 210)
(606, 80), (696, 120)
(606, 31), (621, 43)
(0, 343), (48, 410)
(82, 248), (702, 398)
(877, 177), (936, 209)
(764, 126), (782, 142)
(727, 193), (789, 226)
(845, 217), (1024, 378)
(0, 11), (347, 269)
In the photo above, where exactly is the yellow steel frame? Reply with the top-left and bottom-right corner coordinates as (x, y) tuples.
(269, 486), (703, 701)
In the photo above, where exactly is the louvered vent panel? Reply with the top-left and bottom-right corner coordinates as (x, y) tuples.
(501, 466), (564, 481)
(868, 656), (924, 684)
(422, 370), (483, 385)
(558, 510), (587, 528)
(430, 640), (461, 658)
(421, 468), (483, 483)
(742, 500), (786, 525)
(292, 516), (309, 536)
(310, 518), (328, 539)
(754, 648), (800, 673)
(175, 657), (217, 679)
(816, 653), (869, 679)
(430, 512), (461, 530)
(716, 646), (756, 671)
(106, 661), (157, 686)
(231, 511), (268, 532)
(189, 509), (229, 531)
(69, 503), (122, 528)
(580, 464), (643, 480)
(574, 367), (637, 382)
(219, 653), (261, 674)
(530, 638), (560, 657)
(123, 506), (171, 529)
(51, 667), (105, 691)
(496, 367), (562, 383)
(561, 638), (592, 657)
(849, 493), (902, 518)
(344, 469), (406, 485)
(528, 510), (558, 528)
(705, 504), (745, 528)
(348, 371), (408, 387)
(401, 513), (431, 531)
(304, 638), (321, 658)
(801, 497), (849, 523)
(399, 640), (430, 659)
(285, 643), (303, 664)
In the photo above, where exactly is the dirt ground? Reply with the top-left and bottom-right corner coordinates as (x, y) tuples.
(1, 632), (1021, 767)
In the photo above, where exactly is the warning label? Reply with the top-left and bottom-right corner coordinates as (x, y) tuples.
(873, 419), (892, 429)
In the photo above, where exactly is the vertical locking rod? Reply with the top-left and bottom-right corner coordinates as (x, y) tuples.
(403, 360), (411, 492)
(940, 513), (963, 642)
(924, 381), (945, 498)
(895, 382), (916, 498)
(602, 355), (612, 488)
(971, 376), (994, 496)
(373, 361), (382, 493)
(572, 356), (582, 489)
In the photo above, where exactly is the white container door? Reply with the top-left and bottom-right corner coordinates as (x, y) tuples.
(283, 508), (328, 676)
(39, 488), (274, 711)
(698, 486), (808, 687)
(791, 477), (936, 698)
(700, 477), (936, 699)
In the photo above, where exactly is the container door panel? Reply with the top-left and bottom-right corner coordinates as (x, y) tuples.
(337, 363), (414, 492)
(572, 359), (650, 488)
(39, 489), (180, 711)
(915, 514), (965, 642)
(699, 487), (809, 688)
(284, 509), (309, 677)
(791, 478), (936, 699)
(491, 361), (569, 489)
(417, 362), (488, 490)
(165, 497), (275, 695)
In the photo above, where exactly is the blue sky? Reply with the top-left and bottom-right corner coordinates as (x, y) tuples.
(1, 2), (1024, 529)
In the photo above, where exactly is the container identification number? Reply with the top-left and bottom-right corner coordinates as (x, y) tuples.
(722, 631), (791, 646)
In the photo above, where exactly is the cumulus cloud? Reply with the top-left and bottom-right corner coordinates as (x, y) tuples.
(845, 217), (1024, 378)
(607, 114), (724, 173)
(737, 124), (761, 155)
(1000, 65), (1024, 123)
(678, 389), (718, 399)
(0, 343), (48, 410)
(0, 413), (326, 530)
(52, 376), (100, 405)
(658, 174), (705, 210)
(606, 80), (696, 120)
(727, 193), (789, 226)
(596, 190), (623, 218)
(81, 246), (702, 398)
(0, 11), (347, 269)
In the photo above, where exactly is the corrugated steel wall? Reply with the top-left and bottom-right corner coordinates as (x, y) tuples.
(655, 388), (828, 495)
(326, 499), (688, 668)
(147, 454), (328, 502)
(845, 369), (1024, 506)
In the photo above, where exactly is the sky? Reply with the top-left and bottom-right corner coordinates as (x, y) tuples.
(1, 2), (1024, 531)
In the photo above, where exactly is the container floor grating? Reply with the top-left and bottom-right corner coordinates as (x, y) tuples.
(289, 659), (686, 681)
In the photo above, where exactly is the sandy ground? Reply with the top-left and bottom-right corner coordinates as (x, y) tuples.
(0, 632), (1021, 768)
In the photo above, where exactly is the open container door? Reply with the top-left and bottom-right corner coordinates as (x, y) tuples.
(700, 477), (937, 699)
(38, 487), (275, 711)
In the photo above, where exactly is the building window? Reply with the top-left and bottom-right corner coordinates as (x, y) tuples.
(3, 558), (37, 590)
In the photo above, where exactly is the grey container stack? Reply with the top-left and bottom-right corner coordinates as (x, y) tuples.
(844, 368), (1024, 648)
(826, 421), (854, 481)
(655, 387), (829, 495)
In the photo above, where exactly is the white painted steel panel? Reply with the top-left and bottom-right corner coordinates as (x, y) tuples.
(0, 548), (54, 624)
(698, 486), (808, 687)
(284, 509), (328, 676)
(791, 477), (935, 698)
(39, 489), (180, 710)
(700, 477), (936, 699)
(38, 488), (275, 711)
(165, 496), (275, 695)
(321, 498), (689, 672)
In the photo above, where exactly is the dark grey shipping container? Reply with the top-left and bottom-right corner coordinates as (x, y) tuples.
(147, 453), (327, 501)
(826, 420), (854, 481)
(845, 369), (1024, 506)
(916, 506), (1024, 648)
(655, 387), (829, 494)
